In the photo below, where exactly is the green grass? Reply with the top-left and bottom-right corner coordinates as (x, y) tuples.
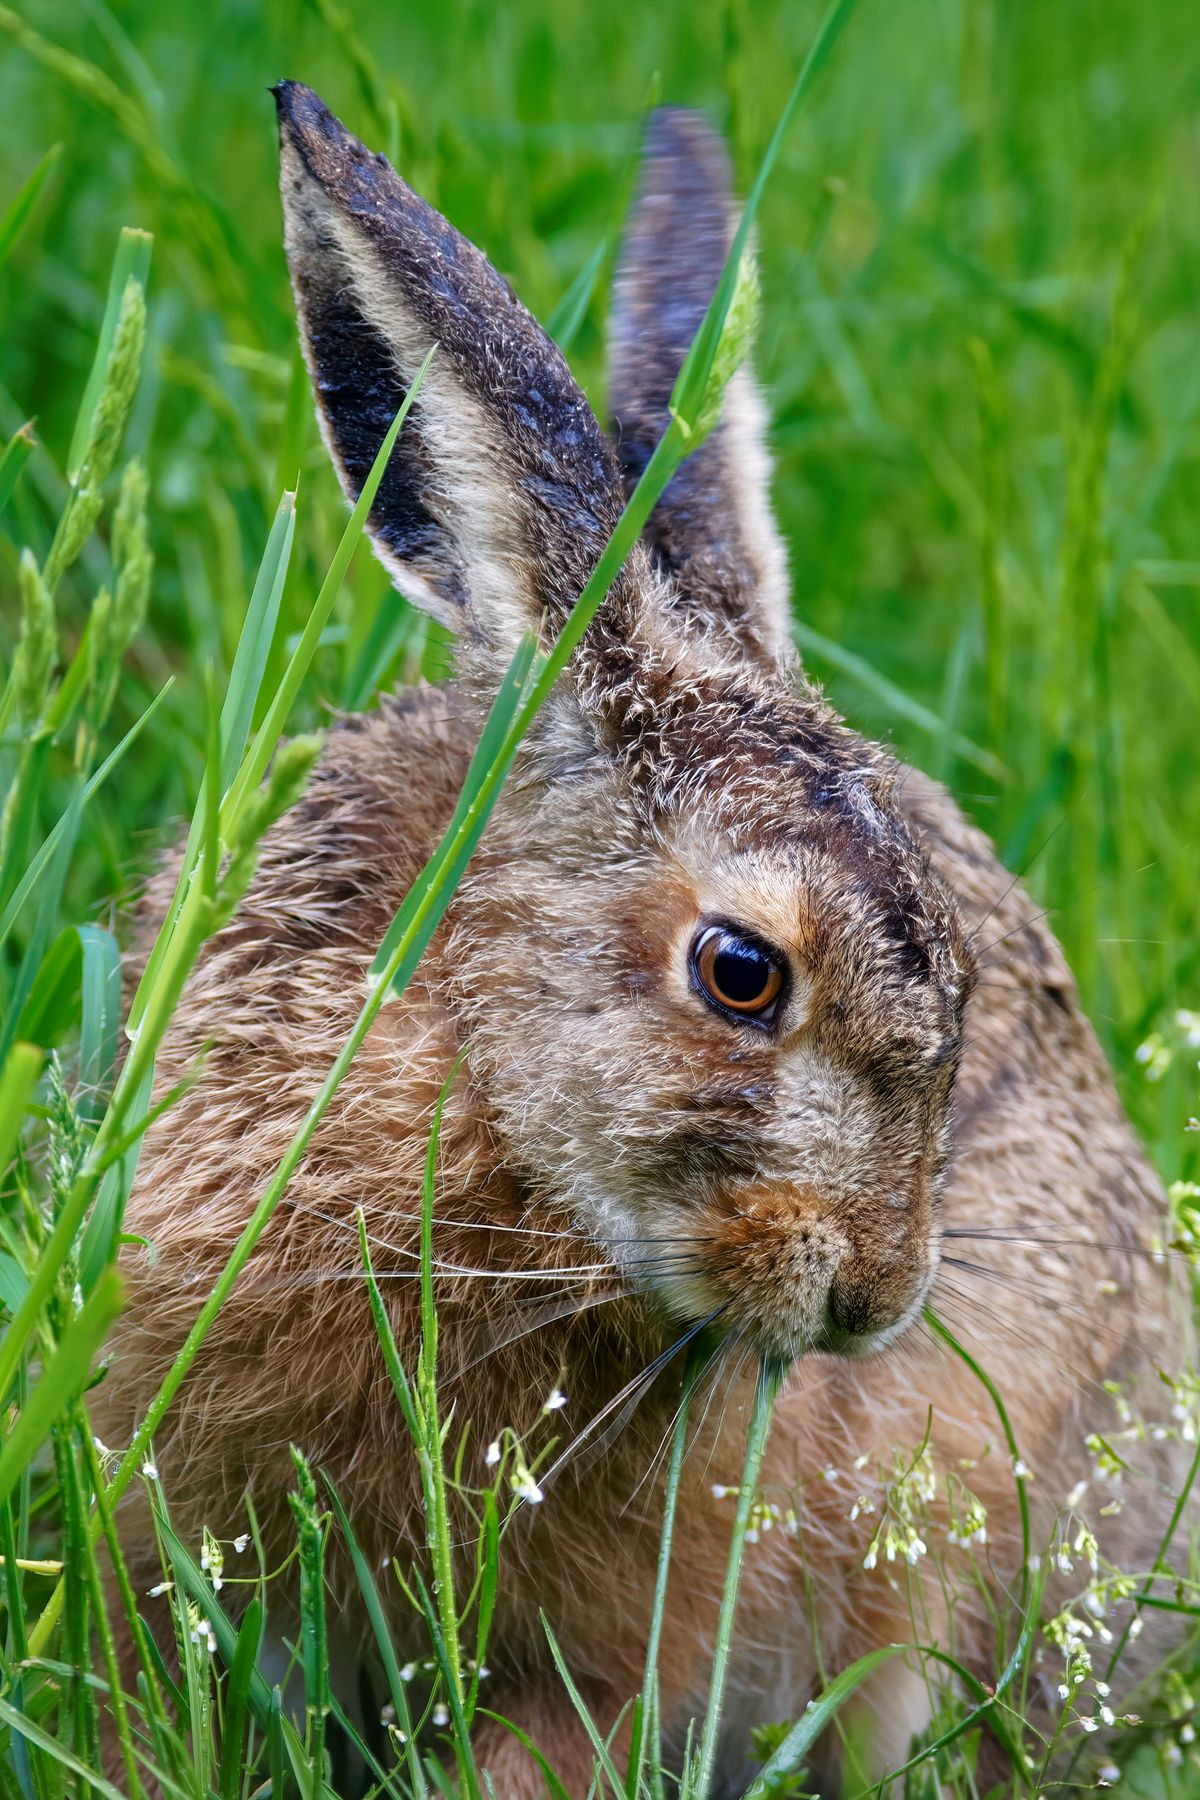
(1, 0), (1199, 1793)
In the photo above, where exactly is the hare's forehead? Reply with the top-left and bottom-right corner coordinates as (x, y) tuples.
(661, 824), (895, 943)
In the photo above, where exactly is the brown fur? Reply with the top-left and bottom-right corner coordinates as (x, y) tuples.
(96, 92), (1191, 1795)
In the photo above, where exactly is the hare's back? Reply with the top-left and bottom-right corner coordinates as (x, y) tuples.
(895, 766), (1179, 1390)
(897, 766), (1162, 1232)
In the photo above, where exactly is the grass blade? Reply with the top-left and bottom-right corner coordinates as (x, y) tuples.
(740, 1645), (907, 1800)
(76, 923), (121, 1123)
(0, 422), (36, 520)
(793, 621), (1009, 784)
(125, 494), (295, 1038)
(476, 1712), (572, 1800)
(0, 1044), (42, 1187)
(692, 1363), (782, 1800)
(541, 1615), (625, 1799)
(0, 1270), (122, 1512)
(323, 1475), (429, 1798)
(669, 0), (860, 433)
(216, 1596), (263, 1800)
(0, 678), (173, 959)
(0, 143), (61, 269)
(219, 348), (435, 839)
(0, 1694), (126, 1800)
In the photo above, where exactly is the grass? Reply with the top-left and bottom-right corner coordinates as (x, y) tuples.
(0, 0), (1199, 1793)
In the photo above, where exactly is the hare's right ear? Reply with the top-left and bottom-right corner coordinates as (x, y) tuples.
(274, 82), (626, 655)
(610, 110), (792, 668)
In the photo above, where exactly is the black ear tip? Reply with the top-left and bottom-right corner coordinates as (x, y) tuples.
(271, 79), (305, 121)
(271, 79), (345, 150)
(645, 105), (724, 161)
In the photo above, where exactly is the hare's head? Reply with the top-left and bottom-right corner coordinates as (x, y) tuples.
(276, 86), (974, 1362)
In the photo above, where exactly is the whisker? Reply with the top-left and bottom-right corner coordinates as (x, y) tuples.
(448, 1286), (631, 1380)
(929, 1278), (1132, 1411)
(973, 904), (1056, 960)
(540, 1306), (729, 1491)
(964, 816), (1069, 947)
(943, 1226), (1182, 1264)
(624, 1336), (731, 1519)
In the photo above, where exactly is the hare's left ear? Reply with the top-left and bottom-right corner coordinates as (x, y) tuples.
(609, 109), (792, 667)
(274, 82), (628, 661)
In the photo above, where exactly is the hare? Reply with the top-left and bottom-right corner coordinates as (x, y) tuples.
(99, 86), (1191, 1795)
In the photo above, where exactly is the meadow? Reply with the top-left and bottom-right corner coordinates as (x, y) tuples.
(0, 0), (1198, 1793)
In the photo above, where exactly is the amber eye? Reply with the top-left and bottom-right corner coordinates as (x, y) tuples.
(690, 924), (787, 1025)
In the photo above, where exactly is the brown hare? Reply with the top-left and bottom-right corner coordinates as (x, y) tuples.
(100, 85), (1191, 1794)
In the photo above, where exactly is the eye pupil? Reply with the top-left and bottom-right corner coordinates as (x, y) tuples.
(691, 924), (786, 1023)
(711, 942), (770, 1005)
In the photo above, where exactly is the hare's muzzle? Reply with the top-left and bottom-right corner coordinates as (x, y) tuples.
(664, 1178), (937, 1362)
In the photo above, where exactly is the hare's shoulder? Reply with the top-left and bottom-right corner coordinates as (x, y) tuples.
(128, 681), (475, 1097)
(135, 682), (475, 968)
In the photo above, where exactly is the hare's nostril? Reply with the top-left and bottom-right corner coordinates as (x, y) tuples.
(825, 1281), (873, 1339)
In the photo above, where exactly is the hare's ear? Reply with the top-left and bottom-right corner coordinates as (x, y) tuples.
(275, 82), (626, 654)
(609, 109), (792, 667)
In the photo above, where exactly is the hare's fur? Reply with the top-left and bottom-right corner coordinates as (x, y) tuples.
(99, 90), (1190, 1792)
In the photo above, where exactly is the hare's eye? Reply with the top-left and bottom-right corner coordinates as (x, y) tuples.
(690, 924), (786, 1026)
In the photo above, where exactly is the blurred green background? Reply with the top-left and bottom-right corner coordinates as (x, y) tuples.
(1, 0), (1198, 1169)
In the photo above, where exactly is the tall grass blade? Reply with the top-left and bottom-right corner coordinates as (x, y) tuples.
(323, 1476), (429, 1798)
(75, 924), (121, 1123)
(0, 1270), (122, 1512)
(669, 0), (860, 433)
(0, 422), (35, 520)
(216, 1596), (262, 1800)
(692, 1362), (782, 1800)
(540, 1616), (625, 1799)
(0, 1044), (42, 1184)
(0, 144), (62, 269)
(0, 1695), (126, 1800)
(0, 679), (172, 959)
(219, 347), (435, 839)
